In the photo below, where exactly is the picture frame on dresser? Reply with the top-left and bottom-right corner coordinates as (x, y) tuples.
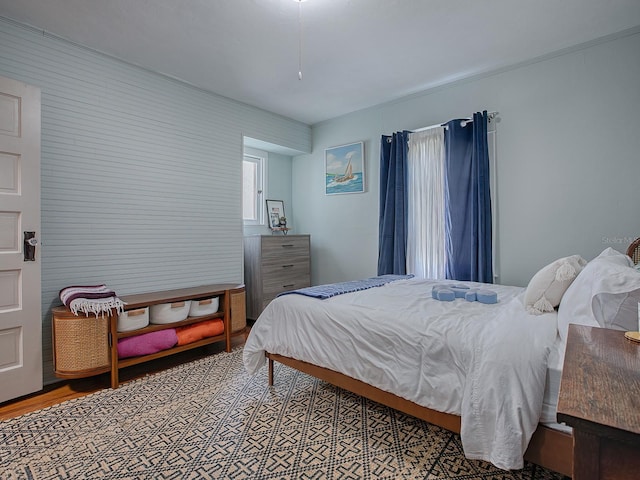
(265, 199), (286, 229)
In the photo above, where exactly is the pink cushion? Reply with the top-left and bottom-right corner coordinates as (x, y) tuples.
(117, 329), (178, 358)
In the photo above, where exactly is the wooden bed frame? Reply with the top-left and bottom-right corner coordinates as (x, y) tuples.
(267, 352), (573, 477)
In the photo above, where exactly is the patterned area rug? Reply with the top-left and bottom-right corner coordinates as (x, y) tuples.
(1, 348), (566, 479)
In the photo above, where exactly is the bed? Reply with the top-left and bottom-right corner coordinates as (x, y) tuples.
(243, 247), (640, 477)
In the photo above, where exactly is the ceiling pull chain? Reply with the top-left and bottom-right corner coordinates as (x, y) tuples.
(296, 0), (305, 80)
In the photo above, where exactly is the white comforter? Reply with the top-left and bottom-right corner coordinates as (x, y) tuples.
(243, 278), (559, 470)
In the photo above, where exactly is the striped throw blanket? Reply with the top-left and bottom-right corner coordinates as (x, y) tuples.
(277, 274), (413, 300)
(60, 284), (125, 317)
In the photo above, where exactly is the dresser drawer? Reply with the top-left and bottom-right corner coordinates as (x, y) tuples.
(262, 256), (310, 296)
(262, 255), (310, 276)
(261, 236), (309, 258)
(263, 272), (311, 298)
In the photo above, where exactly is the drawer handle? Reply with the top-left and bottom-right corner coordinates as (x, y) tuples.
(171, 301), (185, 308)
(127, 308), (146, 317)
(281, 244), (294, 248)
(282, 284), (295, 288)
(282, 264), (294, 268)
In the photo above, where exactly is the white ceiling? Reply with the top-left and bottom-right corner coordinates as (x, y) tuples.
(1, 0), (640, 125)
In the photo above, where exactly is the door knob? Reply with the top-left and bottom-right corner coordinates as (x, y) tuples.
(24, 231), (38, 261)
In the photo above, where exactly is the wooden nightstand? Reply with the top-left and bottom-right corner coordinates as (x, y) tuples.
(557, 324), (640, 480)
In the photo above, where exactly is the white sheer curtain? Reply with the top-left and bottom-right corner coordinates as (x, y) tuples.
(406, 128), (446, 279)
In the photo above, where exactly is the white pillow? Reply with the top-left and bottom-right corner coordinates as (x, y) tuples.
(557, 248), (640, 342)
(593, 291), (640, 331)
(524, 255), (587, 315)
(596, 246), (634, 267)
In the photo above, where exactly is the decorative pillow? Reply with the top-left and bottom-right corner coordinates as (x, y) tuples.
(175, 319), (224, 346)
(557, 248), (640, 342)
(117, 329), (178, 359)
(524, 255), (587, 314)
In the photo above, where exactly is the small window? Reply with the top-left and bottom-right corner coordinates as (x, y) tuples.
(243, 153), (266, 225)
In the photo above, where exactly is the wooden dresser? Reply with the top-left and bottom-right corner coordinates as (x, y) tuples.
(243, 234), (311, 320)
(557, 324), (640, 480)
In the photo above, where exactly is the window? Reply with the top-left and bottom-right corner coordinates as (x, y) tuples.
(406, 118), (496, 281)
(243, 152), (266, 225)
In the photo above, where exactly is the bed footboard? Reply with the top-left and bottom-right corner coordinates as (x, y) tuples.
(266, 353), (573, 477)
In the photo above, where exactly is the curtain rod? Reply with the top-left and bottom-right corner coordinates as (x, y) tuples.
(412, 111), (498, 133)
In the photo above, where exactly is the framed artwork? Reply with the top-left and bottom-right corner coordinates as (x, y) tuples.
(325, 141), (365, 195)
(265, 199), (286, 229)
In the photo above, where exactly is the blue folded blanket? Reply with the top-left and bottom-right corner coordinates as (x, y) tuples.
(278, 274), (413, 299)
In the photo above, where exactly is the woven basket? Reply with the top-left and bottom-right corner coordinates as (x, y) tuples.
(52, 307), (111, 376)
(230, 290), (247, 333)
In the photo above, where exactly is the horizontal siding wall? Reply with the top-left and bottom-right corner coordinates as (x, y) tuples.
(0, 17), (311, 384)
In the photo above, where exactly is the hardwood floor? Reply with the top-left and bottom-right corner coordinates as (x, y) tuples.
(0, 337), (245, 421)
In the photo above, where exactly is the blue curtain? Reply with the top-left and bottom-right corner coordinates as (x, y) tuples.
(377, 131), (409, 275)
(444, 111), (493, 282)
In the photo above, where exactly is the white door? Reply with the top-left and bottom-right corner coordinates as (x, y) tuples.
(0, 75), (41, 403)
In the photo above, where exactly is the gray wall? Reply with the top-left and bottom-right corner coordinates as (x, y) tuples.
(0, 17), (310, 384)
(293, 29), (640, 287)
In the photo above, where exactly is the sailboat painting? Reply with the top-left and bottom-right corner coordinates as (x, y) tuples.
(325, 141), (365, 195)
